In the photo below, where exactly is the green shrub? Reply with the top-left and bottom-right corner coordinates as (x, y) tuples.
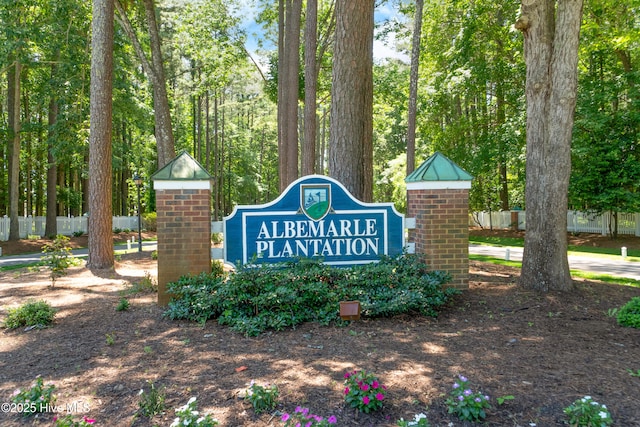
(142, 212), (157, 231)
(4, 299), (56, 329)
(617, 297), (640, 329)
(137, 381), (166, 417)
(164, 254), (455, 336)
(164, 272), (226, 324)
(42, 235), (74, 287)
(11, 376), (56, 417)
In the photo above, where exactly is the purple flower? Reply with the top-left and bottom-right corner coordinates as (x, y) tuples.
(452, 382), (460, 389)
(305, 422), (312, 427)
(458, 395), (464, 401)
(475, 397), (482, 403)
(295, 406), (304, 413)
(459, 375), (468, 382)
(327, 415), (337, 424)
(281, 413), (290, 422)
(464, 389), (472, 396)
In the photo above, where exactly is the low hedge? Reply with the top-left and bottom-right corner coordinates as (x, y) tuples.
(164, 254), (457, 336)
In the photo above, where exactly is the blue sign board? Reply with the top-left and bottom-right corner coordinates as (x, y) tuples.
(224, 175), (405, 266)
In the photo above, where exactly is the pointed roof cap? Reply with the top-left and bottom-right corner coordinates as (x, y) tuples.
(406, 152), (473, 183)
(151, 150), (212, 181)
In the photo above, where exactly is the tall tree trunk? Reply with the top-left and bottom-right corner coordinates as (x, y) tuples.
(302, 0), (317, 176)
(328, 0), (374, 201)
(8, 60), (21, 241)
(516, 0), (583, 291)
(406, 0), (424, 175)
(87, 0), (115, 270)
(278, 0), (302, 191)
(114, 0), (175, 168)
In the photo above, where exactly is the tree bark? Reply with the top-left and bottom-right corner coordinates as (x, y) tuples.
(302, 0), (317, 176)
(406, 0), (424, 175)
(278, 0), (302, 191)
(45, 89), (58, 237)
(328, 0), (374, 201)
(516, 0), (583, 291)
(114, 0), (175, 168)
(87, 0), (115, 270)
(8, 60), (21, 241)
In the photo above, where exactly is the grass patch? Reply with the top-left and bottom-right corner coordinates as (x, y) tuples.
(470, 254), (640, 288)
(470, 235), (640, 261)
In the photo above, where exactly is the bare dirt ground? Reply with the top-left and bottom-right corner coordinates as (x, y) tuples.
(1, 230), (639, 426)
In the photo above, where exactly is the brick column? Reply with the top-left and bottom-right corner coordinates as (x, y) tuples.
(155, 187), (211, 305)
(407, 186), (470, 289)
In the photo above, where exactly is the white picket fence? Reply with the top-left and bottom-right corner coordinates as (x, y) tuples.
(471, 210), (640, 236)
(0, 216), (140, 241)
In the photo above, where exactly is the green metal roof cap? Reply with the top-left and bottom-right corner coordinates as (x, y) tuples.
(151, 151), (212, 180)
(405, 152), (473, 182)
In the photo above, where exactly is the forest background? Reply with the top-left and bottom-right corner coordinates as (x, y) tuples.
(0, 0), (638, 233)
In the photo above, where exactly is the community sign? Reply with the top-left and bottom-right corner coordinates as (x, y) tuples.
(224, 175), (405, 266)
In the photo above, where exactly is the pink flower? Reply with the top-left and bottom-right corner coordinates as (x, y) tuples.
(376, 392), (385, 401)
(344, 372), (351, 379)
(360, 383), (370, 392)
(344, 387), (350, 395)
(372, 380), (379, 388)
(363, 396), (370, 405)
(83, 417), (96, 424)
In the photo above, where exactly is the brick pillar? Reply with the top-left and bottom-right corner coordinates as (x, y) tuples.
(407, 186), (470, 290)
(155, 187), (211, 305)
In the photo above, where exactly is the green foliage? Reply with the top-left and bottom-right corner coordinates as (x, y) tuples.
(445, 375), (491, 422)
(127, 271), (157, 294)
(137, 381), (166, 418)
(42, 235), (74, 286)
(343, 370), (386, 413)
(142, 212), (157, 231)
(53, 415), (96, 426)
(396, 413), (430, 427)
(164, 272), (226, 325)
(11, 377), (56, 417)
(616, 297), (640, 328)
(170, 397), (218, 427)
(164, 255), (455, 336)
(116, 298), (130, 311)
(245, 381), (279, 414)
(4, 299), (56, 329)
(563, 396), (612, 427)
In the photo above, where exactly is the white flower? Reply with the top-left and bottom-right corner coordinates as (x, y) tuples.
(600, 411), (609, 419)
(529, 423), (537, 427)
(187, 396), (197, 405)
(138, 389), (144, 395)
(582, 396), (592, 401)
(415, 413), (427, 420)
(170, 417), (180, 427)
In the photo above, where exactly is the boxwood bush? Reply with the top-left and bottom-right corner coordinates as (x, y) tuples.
(617, 297), (640, 329)
(164, 254), (457, 336)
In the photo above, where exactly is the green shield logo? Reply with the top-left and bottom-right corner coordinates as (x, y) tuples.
(301, 184), (331, 221)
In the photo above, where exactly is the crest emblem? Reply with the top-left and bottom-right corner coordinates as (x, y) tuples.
(301, 184), (331, 221)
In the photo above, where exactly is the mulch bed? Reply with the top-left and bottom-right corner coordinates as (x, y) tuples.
(0, 252), (639, 426)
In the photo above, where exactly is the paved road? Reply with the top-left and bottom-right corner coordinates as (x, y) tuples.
(470, 244), (640, 281)
(0, 241), (158, 267)
(2, 242), (638, 282)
